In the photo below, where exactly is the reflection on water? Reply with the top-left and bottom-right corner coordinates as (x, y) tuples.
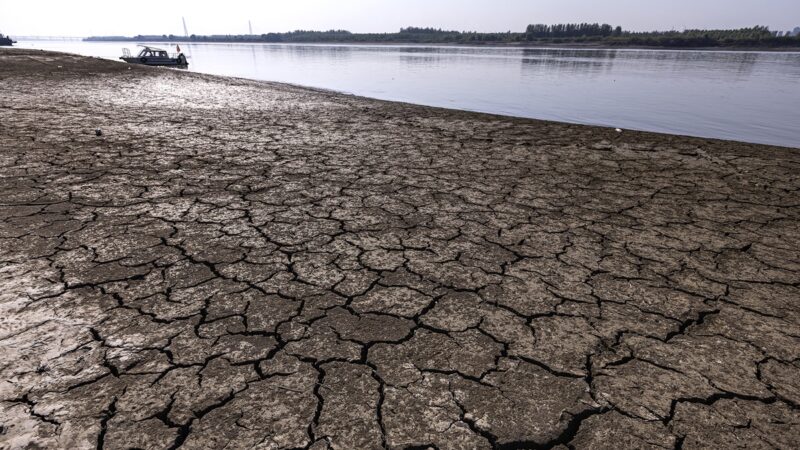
(14, 40), (800, 147)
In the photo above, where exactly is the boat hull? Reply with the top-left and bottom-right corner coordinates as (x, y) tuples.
(120, 56), (187, 67)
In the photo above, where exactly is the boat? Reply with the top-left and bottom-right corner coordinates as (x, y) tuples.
(0, 33), (15, 46)
(120, 45), (187, 67)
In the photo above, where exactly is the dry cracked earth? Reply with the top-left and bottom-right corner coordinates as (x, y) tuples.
(1, 49), (799, 450)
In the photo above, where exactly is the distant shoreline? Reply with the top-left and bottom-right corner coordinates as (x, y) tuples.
(73, 39), (800, 53)
(83, 24), (800, 51)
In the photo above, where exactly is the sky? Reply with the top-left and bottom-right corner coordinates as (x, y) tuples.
(1, 0), (799, 37)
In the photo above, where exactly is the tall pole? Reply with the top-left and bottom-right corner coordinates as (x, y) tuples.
(182, 17), (189, 37)
(249, 20), (253, 35)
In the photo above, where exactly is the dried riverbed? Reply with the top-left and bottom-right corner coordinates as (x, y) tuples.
(1, 49), (799, 449)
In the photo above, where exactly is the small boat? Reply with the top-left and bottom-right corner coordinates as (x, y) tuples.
(120, 45), (188, 67)
(0, 33), (15, 46)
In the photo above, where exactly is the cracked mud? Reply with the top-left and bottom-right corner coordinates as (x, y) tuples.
(1, 49), (799, 449)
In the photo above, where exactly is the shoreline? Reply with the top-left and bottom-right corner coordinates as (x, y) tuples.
(7, 47), (800, 150)
(2, 48), (799, 448)
(78, 38), (800, 52)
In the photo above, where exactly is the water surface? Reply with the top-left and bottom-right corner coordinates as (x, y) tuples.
(15, 40), (800, 148)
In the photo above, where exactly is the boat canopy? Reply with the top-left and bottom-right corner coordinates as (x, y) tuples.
(137, 45), (167, 52)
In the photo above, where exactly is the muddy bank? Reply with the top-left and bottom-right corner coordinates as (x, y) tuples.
(1, 49), (799, 449)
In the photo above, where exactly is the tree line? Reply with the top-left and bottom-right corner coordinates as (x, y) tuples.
(86, 24), (800, 48)
(525, 23), (621, 38)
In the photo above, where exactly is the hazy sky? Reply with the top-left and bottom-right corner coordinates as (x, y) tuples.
(2, 0), (799, 37)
